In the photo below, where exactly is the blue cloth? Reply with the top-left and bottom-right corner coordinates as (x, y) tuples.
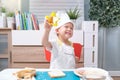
(35, 71), (80, 80)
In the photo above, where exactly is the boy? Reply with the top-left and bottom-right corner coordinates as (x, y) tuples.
(42, 11), (79, 69)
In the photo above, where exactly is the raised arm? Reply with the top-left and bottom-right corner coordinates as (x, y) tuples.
(42, 20), (52, 49)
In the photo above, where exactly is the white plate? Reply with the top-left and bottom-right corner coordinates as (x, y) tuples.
(74, 67), (109, 78)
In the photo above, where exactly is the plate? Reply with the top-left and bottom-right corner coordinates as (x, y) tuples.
(74, 67), (109, 78)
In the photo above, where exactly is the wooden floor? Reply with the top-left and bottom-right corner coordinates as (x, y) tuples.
(112, 76), (120, 80)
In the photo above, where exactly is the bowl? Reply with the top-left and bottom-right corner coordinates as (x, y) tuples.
(84, 75), (106, 80)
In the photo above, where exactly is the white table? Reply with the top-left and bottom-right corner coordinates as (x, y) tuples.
(0, 68), (113, 80)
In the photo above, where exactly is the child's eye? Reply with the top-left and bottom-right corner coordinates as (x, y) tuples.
(64, 26), (73, 30)
(70, 27), (73, 30)
(64, 26), (68, 28)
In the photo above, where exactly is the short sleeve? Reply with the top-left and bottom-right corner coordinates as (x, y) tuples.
(45, 40), (57, 52)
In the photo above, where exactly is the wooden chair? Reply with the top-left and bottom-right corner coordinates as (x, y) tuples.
(44, 43), (83, 62)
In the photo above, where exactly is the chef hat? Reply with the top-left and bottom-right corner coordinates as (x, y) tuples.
(54, 11), (74, 29)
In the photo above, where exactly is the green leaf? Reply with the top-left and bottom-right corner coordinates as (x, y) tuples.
(1, 7), (6, 13)
(66, 6), (81, 19)
(89, 0), (120, 28)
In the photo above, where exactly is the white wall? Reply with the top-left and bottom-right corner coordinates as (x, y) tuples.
(29, 0), (84, 25)
(1, 0), (20, 12)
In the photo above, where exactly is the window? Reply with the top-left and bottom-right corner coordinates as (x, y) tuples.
(30, 0), (84, 23)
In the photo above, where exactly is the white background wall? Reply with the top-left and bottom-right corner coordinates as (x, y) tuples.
(30, 0), (84, 23)
(1, 0), (20, 12)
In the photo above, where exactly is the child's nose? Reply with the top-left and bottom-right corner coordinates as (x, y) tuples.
(68, 28), (72, 31)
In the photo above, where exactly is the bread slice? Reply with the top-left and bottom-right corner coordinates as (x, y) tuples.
(48, 70), (66, 78)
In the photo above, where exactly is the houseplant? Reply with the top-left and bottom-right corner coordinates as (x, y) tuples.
(6, 11), (15, 28)
(0, 7), (7, 27)
(66, 6), (81, 20)
(7, 12), (14, 17)
(88, 0), (120, 70)
(66, 6), (81, 29)
(1, 7), (6, 13)
(89, 0), (120, 28)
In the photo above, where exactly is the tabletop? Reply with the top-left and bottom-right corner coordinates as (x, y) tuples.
(0, 68), (113, 80)
(0, 68), (79, 80)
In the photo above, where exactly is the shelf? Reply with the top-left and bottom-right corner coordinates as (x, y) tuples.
(0, 28), (11, 70)
(0, 28), (11, 31)
(0, 54), (8, 58)
(12, 30), (43, 45)
(12, 30), (83, 45)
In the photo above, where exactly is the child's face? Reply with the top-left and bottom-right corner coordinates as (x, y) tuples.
(56, 22), (74, 40)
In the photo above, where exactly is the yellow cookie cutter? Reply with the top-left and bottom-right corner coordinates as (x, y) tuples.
(45, 11), (60, 27)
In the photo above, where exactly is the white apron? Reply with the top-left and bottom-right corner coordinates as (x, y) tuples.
(50, 41), (75, 69)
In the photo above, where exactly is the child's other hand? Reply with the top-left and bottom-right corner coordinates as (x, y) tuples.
(44, 19), (52, 31)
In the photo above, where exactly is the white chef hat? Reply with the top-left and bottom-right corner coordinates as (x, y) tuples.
(54, 11), (74, 29)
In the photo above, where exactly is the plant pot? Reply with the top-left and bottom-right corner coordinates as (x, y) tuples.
(1, 13), (7, 27)
(71, 19), (77, 29)
(7, 17), (14, 28)
(2, 13), (6, 17)
(71, 19), (80, 30)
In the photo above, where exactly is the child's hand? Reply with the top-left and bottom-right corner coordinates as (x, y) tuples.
(45, 11), (60, 27)
(44, 19), (52, 32)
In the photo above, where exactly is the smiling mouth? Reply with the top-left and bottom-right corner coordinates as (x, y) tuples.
(65, 32), (71, 35)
